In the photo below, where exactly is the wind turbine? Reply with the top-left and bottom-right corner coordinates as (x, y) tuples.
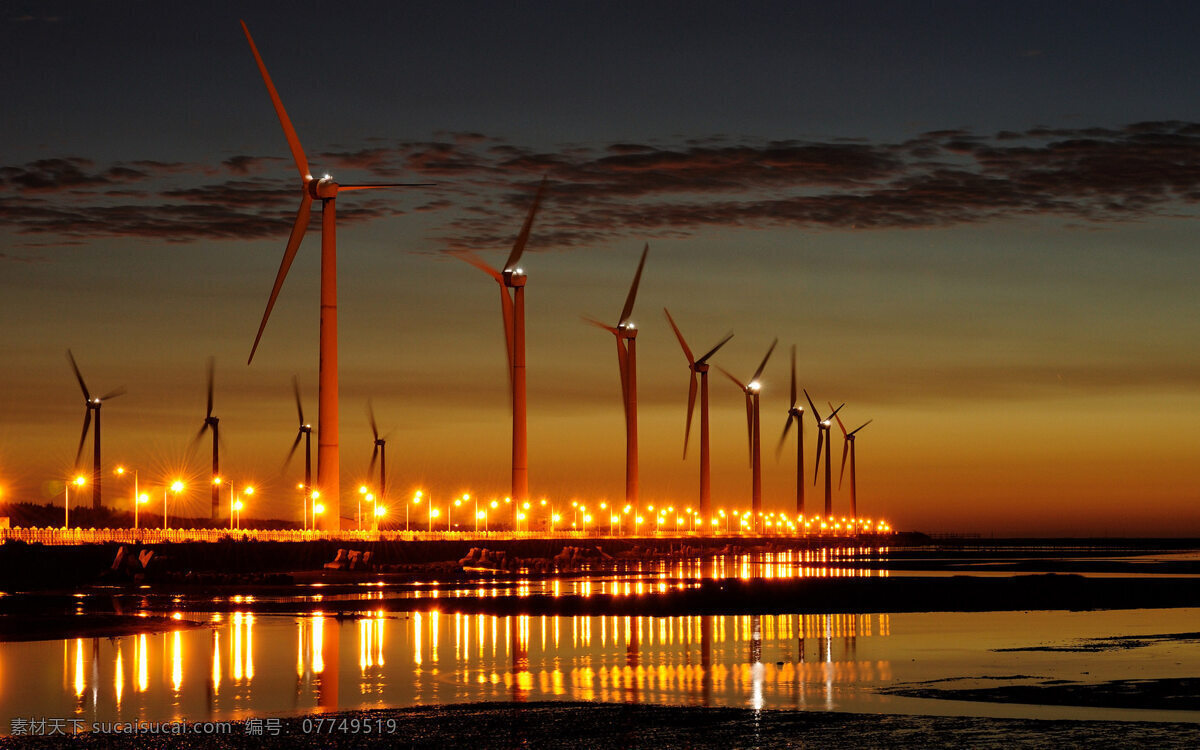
(240, 21), (427, 530)
(777, 346), (806, 517)
(833, 410), (872, 527)
(367, 401), (387, 508)
(284, 375), (313, 505)
(455, 179), (546, 524)
(67, 350), (125, 511)
(583, 243), (648, 512)
(190, 357), (222, 520)
(804, 390), (843, 520)
(717, 339), (777, 533)
(664, 309), (732, 531)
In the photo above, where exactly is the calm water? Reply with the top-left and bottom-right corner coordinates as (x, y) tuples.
(2, 608), (1198, 729)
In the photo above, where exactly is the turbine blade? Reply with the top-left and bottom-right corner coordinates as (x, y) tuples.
(696, 331), (733, 365)
(829, 402), (845, 420)
(813, 428), (824, 486)
(337, 183), (434, 190)
(206, 356), (215, 418)
(240, 21), (309, 180)
(751, 338), (777, 383)
(369, 443), (379, 476)
(616, 335), (630, 426)
(803, 388), (822, 422)
(683, 371), (697, 459)
(75, 410), (92, 466)
(67, 350), (91, 402)
(618, 243), (649, 327)
(248, 193), (312, 364)
(776, 414), (794, 459)
(368, 399), (379, 441)
(850, 419), (873, 436)
(581, 315), (618, 334)
(99, 386), (127, 401)
(503, 176), (546, 273)
(188, 423), (209, 456)
(284, 430), (303, 469)
(452, 250), (504, 283)
(292, 375), (305, 426)
(839, 436), (849, 489)
(745, 393), (754, 467)
(663, 308), (695, 364)
(789, 345), (797, 408)
(499, 284), (515, 378)
(714, 365), (746, 391)
(830, 403), (847, 436)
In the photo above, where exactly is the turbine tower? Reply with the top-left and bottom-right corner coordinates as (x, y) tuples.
(455, 179), (546, 524)
(190, 357), (222, 520)
(240, 21), (426, 529)
(834, 410), (872, 527)
(67, 350), (125, 511)
(777, 346), (805, 517)
(664, 309), (732, 531)
(717, 339), (777, 533)
(804, 390), (843, 519)
(583, 243), (649, 513)
(284, 376), (313, 505)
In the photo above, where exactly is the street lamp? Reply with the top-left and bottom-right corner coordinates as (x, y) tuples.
(114, 467), (140, 530)
(358, 485), (369, 531)
(429, 506), (439, 533)
(164, 480), (184, 531)
(64, 475), (86, 529)
(231, 499), (243, 530)
(409, 490), (422, 533)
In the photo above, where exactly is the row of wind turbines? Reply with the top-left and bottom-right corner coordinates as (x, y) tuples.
(62, 22), (876, 534)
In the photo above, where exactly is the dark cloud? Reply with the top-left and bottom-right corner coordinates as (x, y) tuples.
(6, 121), (1200, 246)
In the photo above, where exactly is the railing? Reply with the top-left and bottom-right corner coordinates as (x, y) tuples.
(0, 526), (885, 546)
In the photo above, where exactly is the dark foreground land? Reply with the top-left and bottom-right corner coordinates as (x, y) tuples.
(0, 702), (1196, 749)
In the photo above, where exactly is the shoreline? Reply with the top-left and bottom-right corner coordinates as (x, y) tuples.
(0, 701), (1196, 748)
(4, 574), (1200, 622)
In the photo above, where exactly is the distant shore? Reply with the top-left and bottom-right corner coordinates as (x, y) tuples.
(0, 702), (1195, 748)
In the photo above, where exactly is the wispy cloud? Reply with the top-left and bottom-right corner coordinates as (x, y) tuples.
(4, 121), (1200, 246)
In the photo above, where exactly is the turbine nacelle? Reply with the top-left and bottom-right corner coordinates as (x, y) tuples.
(307, 175), (339, 199)
(503, 268), (528, 287)
(748, 381), (761, 393)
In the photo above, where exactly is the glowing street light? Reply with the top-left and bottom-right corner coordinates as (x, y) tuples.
(428, 506), (439, 533)
(114, 466), (140, 530)
(408, 490), (423, 532)
(135, 493), (149, 530)
(64, 475), (86, 529)
(162, 480), (185, 530)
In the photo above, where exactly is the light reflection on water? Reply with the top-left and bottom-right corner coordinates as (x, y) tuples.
(7, 608), (1200, 727)
(9, 611), (891, 726)
(181, 552), (890, 608)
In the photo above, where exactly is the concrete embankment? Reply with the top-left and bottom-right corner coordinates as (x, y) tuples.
(0, 534), (903, 591)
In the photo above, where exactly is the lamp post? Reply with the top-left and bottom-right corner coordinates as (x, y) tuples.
(115, 467), (140, 530)
(64, 475), (85, 529)
(408, 490), (422, 533)
(428, 507), (439, 533)
(164, 480), (183, 531)
(357, 485), (368, 531)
